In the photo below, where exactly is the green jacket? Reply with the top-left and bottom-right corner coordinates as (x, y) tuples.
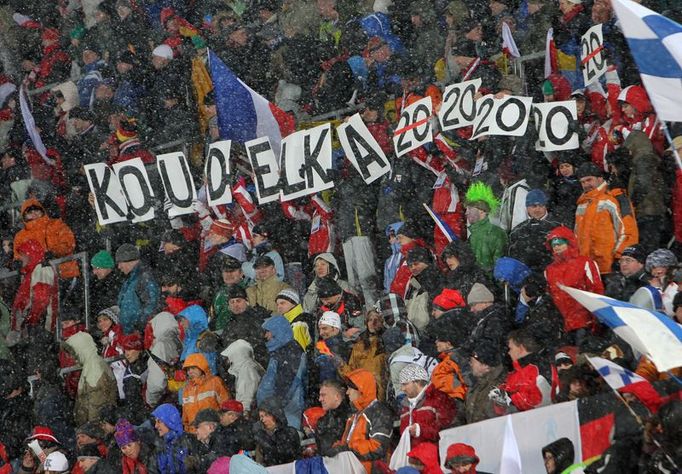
(211, 279), (251, 331)
(468, 217), (508, 272)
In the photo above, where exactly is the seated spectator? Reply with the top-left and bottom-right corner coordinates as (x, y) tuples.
(604, 245), (649, 302)
(218, 400), (255, 455)
(303, 252), (353, 313)
(76, 444), (106, 473)
(253, 398), (301, 466)
(242, 224), (285, 281)
(193, 409), (232, 472)
(151, 404), (194, 473)
(398, 364), (455, 447)
(316, 277), (365, 339)
(444, 443), (483, 474)
(115, 243), (161, 334)
(315, 310), (349, 382)
(247, 256), (293, 313)
(542, 438), (576, 474)
(112, 419), (157, 473)
(181, 352), (230, 432)
(406, 442), (443, 474)
(275, 288), (314, 352)
(220, 339), (264, 414)
(118, 332), (149, 425)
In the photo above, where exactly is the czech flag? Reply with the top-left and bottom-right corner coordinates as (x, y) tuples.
(208, 50), (295, 155)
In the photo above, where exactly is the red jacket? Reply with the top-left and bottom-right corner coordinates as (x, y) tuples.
(502, 351), (559, 412)
(406, 443), (442, 474)
(545, 226), (603, 332)
(390, 239), (429, 298)
(399, 383), (455, 447)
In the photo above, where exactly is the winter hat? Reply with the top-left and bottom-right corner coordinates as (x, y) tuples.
(445, 443), (479, 468)
(114, 419), (139, 447)
(525, 189), (548, 207)
(161, 229), (185, 247)
(44, 451), (69, 472)
(97, 306), (120, 325)
(76, 421), (105, 440)
(251, 223), (269, 238)
(620, 245), (647, 264)
(117, 50), (137, 66)
(253, 255), (275, 268)
(398, 364), (429, 384)
(119, 332), (143, 351)
(220, 400), (244, 413)
(26, 426), (60, 444)
(396, 223), (418, 239)
(77, 444), (102, 460)
(221, 256), (243, 271)
(374, 294), (407, 326)
(319, 311), (342, 330)
(406, 246), (432, 265)
(432, 288), (466, 311)
(276, 288), (300, 306)
(645, 248), (678, 272)
(467, 283), (495, 305)
(575, 162), (603, 179)
(227, 286), (248, 300)
(115, 243), (140, 263)
(471, 339), (502, 366)
(91, 250), (115, 269)
(209, 219), (235, 238)
(191, 35), (207, 49)
(317, 277), (343, 298)
(193, 408), (220, 426)
(555, 351), (574, 366)
(497, 74), (522, 95)
(152, 44), (174, 60)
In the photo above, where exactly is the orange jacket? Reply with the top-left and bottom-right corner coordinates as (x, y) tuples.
(431, 352), (467, 400)
(635, 356), (682, 383)
(574, 183), (632, 273)
(181, 353), (230, 432)
(337, 369), (393, 473)
(14, 199), (79, 278)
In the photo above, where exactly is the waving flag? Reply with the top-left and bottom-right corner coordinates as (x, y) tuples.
(502, 22), (520, 58)
(207, 50), (295, 155)
(423, 203), (458, 243)
(561, 285), (682, 372)
(586, 356), (646, 390)
(612, 0), (682, 121)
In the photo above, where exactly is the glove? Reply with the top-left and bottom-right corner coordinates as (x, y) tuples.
(488, 387), (512, 407)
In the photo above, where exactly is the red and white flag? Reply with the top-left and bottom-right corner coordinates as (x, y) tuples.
(502, 22), (520, 58)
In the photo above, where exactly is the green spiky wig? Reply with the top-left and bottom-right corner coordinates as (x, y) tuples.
(465, 182), (499, 213)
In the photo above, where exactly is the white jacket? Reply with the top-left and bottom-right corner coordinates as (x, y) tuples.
(221, 339), (264, 412)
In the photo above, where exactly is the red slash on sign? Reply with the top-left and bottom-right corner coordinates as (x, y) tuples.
(393, 116), (432, 137)
(581, 45), (605, 65)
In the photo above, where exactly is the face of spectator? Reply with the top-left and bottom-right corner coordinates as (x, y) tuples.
(121, 441), (141, 460)
(161, 283), (181, 296)
(124, 349), (141, 363)
(397, 234), (413, 246)
(82, 49), (99, 65)
(558, 0), (574, 14)
(431, 308), (444, 318)
(410, 14), (423, 28)
(222, 268), (243, 285)
(23, 207), (44, 222)
(619, 256), (643, 277)
(92, 267), (112, 280)
(178, 316), (190, 333)
(228, 29), (249, 47)
(317, 0), (337, 19)
(78, 458), (98, 471)
(220, 411), (239, 426)
(579, 175), (603, 192)
(400, 380), (423, 398)
(559, 163), (574, 177)
(650, 266), (668, 280)
(320, 294), (342, 307)
(195, 422), (216, 443)
(366, 312), (383, 334)
(117, 260), (138, 275)
(527, 204), (547, 220)
(449, 462), (474, 473)
(369, 43), (392, 64)
(408, 261), (428, 276)
(61, 319), (79, 331)
(551, 240), (568, 255)
(229, 297), (248, 314)
(96, 315), (113, 334)
(151, 55), (169, 70)
(276, 298), (296, 315)
(255, 264), (276, 281)
(115, 60), (133, 74)
(76, 433), (97, 448)
(155, 418), (170, 436)
(544, 451), (557, 474)
(508, 339), (525, 362)
(318, 323), (339, 340)
(465, 206), (484, 224)
(347, 386), (360, 404)
(163, 242), (181, 255)
(264, 330), (273, 342)
(252, 233), (266, 246)
(445, 255), (460, 271)
(470, 356), (490, 377)
(259, 411), (277, 431)
(435, 340), (453, 353)
(117, 4), (131, 19)
(185, 366), (203, 380)
(165, 17), (179, 34)
(314, 259), (331, 278)
(319, 385), (343, 411)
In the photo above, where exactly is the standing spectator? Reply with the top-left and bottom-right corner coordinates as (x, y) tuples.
(315, 311), (350, 382)
(444, 443), (482, 473)
(220, 286), (269, 367)
(115, 243), (160, 334)
(242, 224), (285, 281)
(316, 380), (352, 457)
(302, 253), (353, 313)
(177, 305), (218, 375)
(464, 184), (507, 273)
(220, 339), (264, 414)
(119, 332), (149, 425)
(181, 353), (230, 432)
(574, 163), (633, 274)
(441, 240), (491, 299)
(64, 332), (117, 425)
(218, 400), (256, 455)
(404, 247), (444, 331)
(151, 404), (193, 474)
(466, 284), (511, 354)
(465, 339), (508, 424)
(77, 42), (109, 108)
(247, 256), (292, 313)
(316, 277), (365, 338)
(552, 0), (590, 88)
(551, 153), (583, 228)
(112, 419), (157, 473)
(276, 288), (314, 352)
(604, 245), (649, 301)
(145, 311), (183, 407)
(398, 364), (455, 447)
(253, 398), (301, 466)
(211, 256), (252, 331)
(95, 306), (125, 398)
(89, 250), (124, 314)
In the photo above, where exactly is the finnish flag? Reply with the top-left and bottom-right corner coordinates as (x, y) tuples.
(587, 356), (646, 391)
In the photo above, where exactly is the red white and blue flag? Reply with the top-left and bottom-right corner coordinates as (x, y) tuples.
(208, 50), (295, 155)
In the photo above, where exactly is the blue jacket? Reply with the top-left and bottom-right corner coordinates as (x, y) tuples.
(151, 404), (190, 474)
(117, 263), (160, 334)
(114, 78), (144, 114)
(178, 305), (217, 374)
(257, 316), (306, 429)
(383, 222), (404, 293)
(77, 60), (107, 108)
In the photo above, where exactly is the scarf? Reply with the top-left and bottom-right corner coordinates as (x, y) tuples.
(123, 455), (148, 474)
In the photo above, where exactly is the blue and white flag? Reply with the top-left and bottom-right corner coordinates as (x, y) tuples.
(561, 285), (682, 372)
(586, 356), (646, 391)
(612, 0), (682, 121)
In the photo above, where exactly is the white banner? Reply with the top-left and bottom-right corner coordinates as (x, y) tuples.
(337, 113), (391, 184)
(581, 24), (607, 86)
(439, 401), (581, 473)
(246, 136), (281, 204)
(84, 162), (129, 225)
(204, 140), (233, 206)
(471, 95), (533, 139)
(112, 158), (155, 223)
(393, 96), (433, 157)
(280, 123), (334, 202)
(439, 78), (481, 131)
(157, 152), (197, 217)
(532, 101), (580, 151)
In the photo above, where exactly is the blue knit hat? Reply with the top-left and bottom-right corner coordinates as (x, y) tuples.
(525, 189), (548, 207)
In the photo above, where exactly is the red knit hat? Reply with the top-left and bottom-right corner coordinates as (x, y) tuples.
(432, 288), (466, 311)
(219, 400), (244, 413)
(26, 426), (60, 444)
(119, 332), (144, 351)
(209, 219), (235, 238)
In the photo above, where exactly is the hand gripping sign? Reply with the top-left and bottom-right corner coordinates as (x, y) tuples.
(532, 101), (580, 151)
(438, 78), (481, 131)
(470, 94), (533, 140)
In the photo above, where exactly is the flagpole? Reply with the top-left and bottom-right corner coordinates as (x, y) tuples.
(661, 122), (682, 170)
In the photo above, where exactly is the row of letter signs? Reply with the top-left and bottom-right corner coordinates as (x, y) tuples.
(86, 80), (583, 226)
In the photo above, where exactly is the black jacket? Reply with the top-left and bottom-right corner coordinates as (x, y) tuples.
(551, 175), (582, 228)
(316, 398), (352, 456)
(521, 294), (564, 351)
(467, 304), (512, 354)
(221, 306), (270, 368)
(120, 356), (149, 425)
(253, 399), (301, 466)
(508, 215), (561, 273)
(221, 417), (256, 455)
(90, 271), (126, 315)
(604, 269), (649, 302)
